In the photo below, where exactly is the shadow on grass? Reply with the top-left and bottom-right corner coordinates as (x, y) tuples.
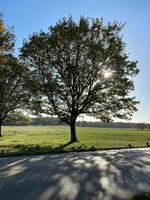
(0, 142), (150, 157)
(55, 141), (72, 150)
(0, 142), (74, 157)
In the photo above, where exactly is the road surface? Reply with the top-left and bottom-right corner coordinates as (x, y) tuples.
(0, 148), (150, 200)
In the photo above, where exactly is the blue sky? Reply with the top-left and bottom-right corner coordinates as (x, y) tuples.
(0, 0), (150, 123)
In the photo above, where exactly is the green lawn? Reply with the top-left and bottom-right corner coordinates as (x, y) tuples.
(0, 126), (150, 156)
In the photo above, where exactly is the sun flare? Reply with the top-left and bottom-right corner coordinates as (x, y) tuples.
(103, 70), (113, 79)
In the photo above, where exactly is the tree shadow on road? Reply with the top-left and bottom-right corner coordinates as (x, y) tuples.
(0, 149), (150, 200)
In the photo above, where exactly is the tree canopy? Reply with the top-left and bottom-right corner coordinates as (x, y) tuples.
(20, 16), (139, 142)
(0, 15), (29, 136)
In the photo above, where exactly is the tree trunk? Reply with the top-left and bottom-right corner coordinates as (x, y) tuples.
(70, 121), (78, 143)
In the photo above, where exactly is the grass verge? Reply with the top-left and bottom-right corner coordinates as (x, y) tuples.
(0, 126), (150, 157)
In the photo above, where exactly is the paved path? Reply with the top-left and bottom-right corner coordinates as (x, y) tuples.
(0, 148), (150, 200)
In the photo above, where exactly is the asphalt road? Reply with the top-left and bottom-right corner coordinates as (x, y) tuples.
(0, 148), (150, 200)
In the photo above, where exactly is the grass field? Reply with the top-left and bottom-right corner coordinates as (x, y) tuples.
(0, 126), (150, 156)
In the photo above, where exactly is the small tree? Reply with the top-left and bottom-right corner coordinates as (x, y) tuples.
(135, 123), (146, 130)
(20, 17), (139, 143)
(0, 15), (29, 136)
(4, 112), (32, 126)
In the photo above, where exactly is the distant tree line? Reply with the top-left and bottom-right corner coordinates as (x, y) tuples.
(3, 116), (150, 129)
(135, 123), (150, 130)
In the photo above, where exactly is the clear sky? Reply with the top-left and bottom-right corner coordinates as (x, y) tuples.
(0, 0), (150, 123)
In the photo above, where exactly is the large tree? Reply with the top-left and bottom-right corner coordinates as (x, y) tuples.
(0, 15), (29, 136)
(20, 17), (139, 143)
